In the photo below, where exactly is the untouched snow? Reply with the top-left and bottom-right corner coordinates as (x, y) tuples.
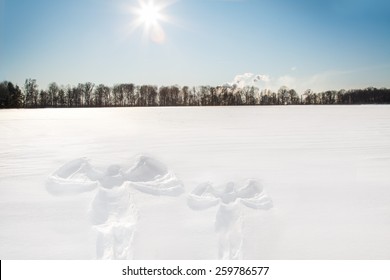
(0, 106), (390, 259)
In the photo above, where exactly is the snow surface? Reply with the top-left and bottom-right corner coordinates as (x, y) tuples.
(0, 106), (390, 259)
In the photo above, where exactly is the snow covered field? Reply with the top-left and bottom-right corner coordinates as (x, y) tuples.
(1, 106), (390, 260)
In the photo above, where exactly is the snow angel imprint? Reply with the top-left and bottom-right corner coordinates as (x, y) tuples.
(46, 155), (184, 259)
(188, 180), (272, 259)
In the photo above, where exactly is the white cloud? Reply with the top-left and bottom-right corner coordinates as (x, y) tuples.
(228, 72), (270, 88)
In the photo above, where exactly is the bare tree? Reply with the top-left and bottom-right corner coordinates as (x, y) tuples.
(24, 79), (39, 108)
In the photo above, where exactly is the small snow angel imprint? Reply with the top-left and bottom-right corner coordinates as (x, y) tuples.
(46, 155), (184, 260)
(188, 180), (272, 260)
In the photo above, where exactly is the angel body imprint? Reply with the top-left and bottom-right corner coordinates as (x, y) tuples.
(46, 155), (183, 259)
(188, 180), (272, 259)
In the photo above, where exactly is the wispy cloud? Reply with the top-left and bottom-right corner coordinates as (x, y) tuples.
(223, 63), (390, 93)
(278, 75), (296, 89)
(301, 65), (389, 92)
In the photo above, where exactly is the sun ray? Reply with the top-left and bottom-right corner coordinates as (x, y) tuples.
(127, 0), (175, 44)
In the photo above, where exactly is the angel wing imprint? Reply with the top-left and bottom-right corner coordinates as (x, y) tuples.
(125, 155), (184, 196)
(46, 157), (102, 195)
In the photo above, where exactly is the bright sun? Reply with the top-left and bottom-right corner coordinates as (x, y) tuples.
(138, 2), (161, 26)
(129, 0), (173, 44)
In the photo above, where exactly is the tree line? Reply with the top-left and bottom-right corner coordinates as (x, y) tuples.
(1, 79), (390, 109)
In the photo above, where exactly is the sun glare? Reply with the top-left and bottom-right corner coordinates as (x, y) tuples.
(138, 2), (161, 26)
(128, 0), (174, 44)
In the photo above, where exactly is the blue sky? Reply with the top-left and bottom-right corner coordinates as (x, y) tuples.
(1, 0), (390, 92)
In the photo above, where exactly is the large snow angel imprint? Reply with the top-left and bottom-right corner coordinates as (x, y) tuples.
(188, 180), (272, 259)
(46, 155), (184, 259)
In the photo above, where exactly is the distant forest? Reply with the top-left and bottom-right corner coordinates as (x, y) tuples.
(1, 79), (390, 108)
